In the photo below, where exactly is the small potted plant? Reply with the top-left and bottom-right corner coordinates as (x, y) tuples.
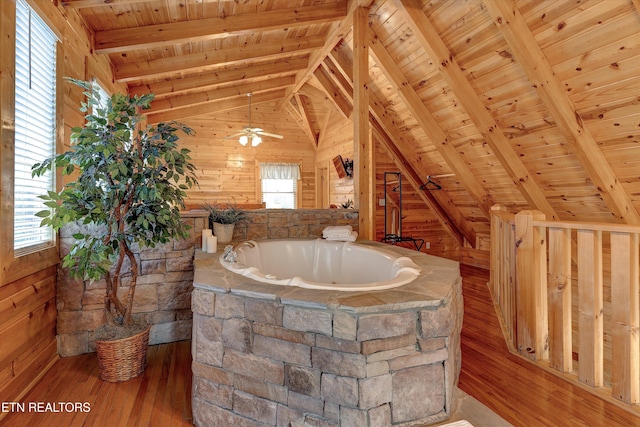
(32, 78), (198, 382)
(203, 202), (249, 243)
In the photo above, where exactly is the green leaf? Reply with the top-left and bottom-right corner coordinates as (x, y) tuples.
(35, 210), (51, 218)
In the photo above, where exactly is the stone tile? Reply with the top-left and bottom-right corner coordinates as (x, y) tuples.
(285, 365), (321, 397)
(245, 298), (283, 325)
(149, 319), (191, 345)
(323, 402), (340, 421)
(234, 374), (288, 404)
(192, 288), (215, 316)
(276, 404), (305, 427)
(361, 333), (417, 356)
(192, 398), (263, 427)
(192, 360), (233, 386)
(365, 345), (417, 363)
(283, 306), (332, 335)
(357, 311), (416, 341)
(195, 328), (224, 367)
(253, 335), (311, 366)
(57, 310), (104, 335)
(287, 391), (324, 417)
(315, 335), (361, 354)
(222, 318), (253, 353)
(198, 314), (223, 341)
(333, 312), (357, 340)
(157, 280), (192, 310)
(312, 347), (366, 378)
(391, 363), (445, 423)
(368, 403), (392, 427)
(57, 332), (89, 357)
(418, 337), (447, 352)
(420, 305), (454, 338)
(233, 390), (277, 425)
(223, 349), (284, 385)
(321, 373), (358, 407)
(193, 377), (233, 409)
(339, 406), (367, 427)
(366, 361), (389, 377)
(358, 374), (392, 409)
(388, 348), (449, 371)
(166, 255), (193, 272)
(215, 293), (245, 319)
(253, 323), (315, 346)
(141, 259), (165, 275)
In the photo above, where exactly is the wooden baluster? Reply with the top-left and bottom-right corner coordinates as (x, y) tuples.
(515, 210), (548, 361)
(610, 232), (640, 403)
(577, 229), (604, 387)
(548, 227), (572, 373)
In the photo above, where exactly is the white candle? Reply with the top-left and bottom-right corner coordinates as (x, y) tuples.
(206, 235), (217, 254)
(202, 229), (212, 251)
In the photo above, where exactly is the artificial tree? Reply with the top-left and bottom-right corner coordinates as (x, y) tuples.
(33, 78), (198, 338)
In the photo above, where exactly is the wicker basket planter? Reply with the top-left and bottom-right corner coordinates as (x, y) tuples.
(95, 325), (151, 382)
(213, 222), (235, 243)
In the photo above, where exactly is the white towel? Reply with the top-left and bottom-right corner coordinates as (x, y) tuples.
(325, 231), (358, 242)
(322, 225), (353, 238)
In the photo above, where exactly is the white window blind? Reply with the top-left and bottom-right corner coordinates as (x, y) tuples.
(260, 163), (300, 209)
(14, 0), (58, 251)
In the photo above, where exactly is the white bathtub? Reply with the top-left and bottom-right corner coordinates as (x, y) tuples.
(219, 239), (420, 291)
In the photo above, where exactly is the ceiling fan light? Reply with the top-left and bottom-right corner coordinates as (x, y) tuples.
(239, 135), (249, 146)
(251, 135), (262, 147)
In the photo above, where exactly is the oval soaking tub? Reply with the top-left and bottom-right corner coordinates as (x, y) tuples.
(219, 238), (420, 291)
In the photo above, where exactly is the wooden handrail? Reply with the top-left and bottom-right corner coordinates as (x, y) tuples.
(489, 205), (640, 409)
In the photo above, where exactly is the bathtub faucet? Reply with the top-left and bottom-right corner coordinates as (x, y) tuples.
(222, 241), (256, 263)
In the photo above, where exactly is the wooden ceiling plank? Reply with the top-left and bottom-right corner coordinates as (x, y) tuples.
(62, 0), (154, 7)
(483, 0), (640, 225)
(283, 101), (317, 149)
(394, 0), (559, 221)
(312, 66), (353, 119)
(128, 57), (308, 98)
(147, 76), (295, 114)
(329, 42), (473, 247)
(368, 26), (495, 219)
(146, 89), (287, 124)
(278, 0), (375, 109)
(94, 2), (347, 54)
(294, 94), (318, 147)
(114, 35), (325, 82)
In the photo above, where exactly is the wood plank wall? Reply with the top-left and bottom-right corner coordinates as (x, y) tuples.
(0, 0), (123, 409)
(179, 104), (317, 209)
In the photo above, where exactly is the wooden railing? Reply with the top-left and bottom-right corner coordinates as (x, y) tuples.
(490, 205), (640, 407)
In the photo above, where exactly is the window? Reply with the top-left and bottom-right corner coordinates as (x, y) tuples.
(260, 163), (300, 209)
(14, 0), (58, 252)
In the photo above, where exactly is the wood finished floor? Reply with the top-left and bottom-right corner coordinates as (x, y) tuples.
(3, 265), (640, 426)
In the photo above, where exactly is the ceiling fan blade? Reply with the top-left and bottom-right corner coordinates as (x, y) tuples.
(256, 131), (284, 139)
(224, 132), (245, 139)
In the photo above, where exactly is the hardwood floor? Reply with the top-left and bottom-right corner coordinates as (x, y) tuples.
(458, 264), (640, 427)
(1, 340), (192, 427)
(3, 266), (639, 427)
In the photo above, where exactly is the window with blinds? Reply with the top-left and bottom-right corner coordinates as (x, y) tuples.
(13, 0), (58, 252)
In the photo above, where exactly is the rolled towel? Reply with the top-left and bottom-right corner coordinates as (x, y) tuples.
(322, 225), (353, 238)
(325, 231), (358, 242)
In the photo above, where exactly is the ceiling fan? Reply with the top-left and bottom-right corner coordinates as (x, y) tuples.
(225, 93), (283, 146)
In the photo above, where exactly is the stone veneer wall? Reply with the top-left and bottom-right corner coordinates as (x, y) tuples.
(56, 209), (359, 357)
(190, 276), (463, 426)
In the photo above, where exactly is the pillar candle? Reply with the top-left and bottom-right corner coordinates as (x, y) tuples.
(202, 229), (212, 251)
(206, 235), (217, 254)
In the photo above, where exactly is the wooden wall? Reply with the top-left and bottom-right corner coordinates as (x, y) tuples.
(0, 0), (122, 408)
(316, 110), (355, 208)
(179, 102), (317, 209)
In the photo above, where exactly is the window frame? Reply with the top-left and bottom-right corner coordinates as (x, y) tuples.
(256, 160), (302, 210)
(0, 0), (62, 285)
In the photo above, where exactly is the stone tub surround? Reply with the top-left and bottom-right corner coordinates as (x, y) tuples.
(191, 241), (463, 427)
(56, 211), (208, 357)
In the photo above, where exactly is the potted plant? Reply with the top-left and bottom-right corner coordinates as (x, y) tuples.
(203, 202), (249, 243)
(32, 78), (198, 382)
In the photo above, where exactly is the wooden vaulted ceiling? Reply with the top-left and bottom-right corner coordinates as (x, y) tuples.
(65, 0), (640, 246)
